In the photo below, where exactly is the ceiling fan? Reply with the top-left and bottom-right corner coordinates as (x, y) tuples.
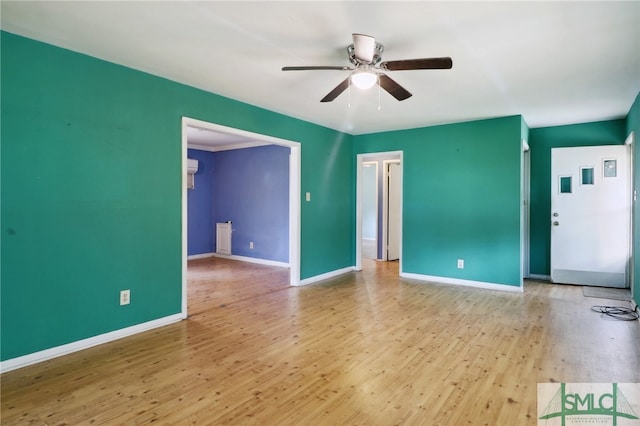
(282, 33), (453, 102)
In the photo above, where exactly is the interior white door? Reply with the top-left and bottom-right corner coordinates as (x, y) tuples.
(387, 162), (401, 261)
(551, 145), (630, 288)
(362, 162), (378, 259)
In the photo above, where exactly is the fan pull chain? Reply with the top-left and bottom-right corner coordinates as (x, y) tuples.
(377, 78), (381, 111)
(347, 78), (351, 108)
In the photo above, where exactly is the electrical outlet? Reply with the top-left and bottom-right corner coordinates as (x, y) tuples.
(457, 259), (464, 269)
(120, 289), (130, 306)
(249, 241), (254, 249)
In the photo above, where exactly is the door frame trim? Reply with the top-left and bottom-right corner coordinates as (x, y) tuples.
(522, 139), (531, 281)
(626, 131), (635, 298)
(181, 117), (301, 318)
(355, 151), (403, 272)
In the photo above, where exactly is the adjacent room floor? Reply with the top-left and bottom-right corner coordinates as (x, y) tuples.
(2, 257), (639, 425)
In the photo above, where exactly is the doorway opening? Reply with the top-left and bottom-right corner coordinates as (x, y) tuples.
(355, 151), (403, 272)
(181, 117), (301, 318)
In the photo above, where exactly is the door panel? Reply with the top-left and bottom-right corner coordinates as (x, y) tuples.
(362, 162), (378, 259)
(550, 145), (630, 288)
(387, 162), (400, 261)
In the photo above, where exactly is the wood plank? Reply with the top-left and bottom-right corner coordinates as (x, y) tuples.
(2, 257), (639, 425)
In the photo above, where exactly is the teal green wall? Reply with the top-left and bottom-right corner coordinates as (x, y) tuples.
(1, 32), (354, 361)
(626, 93), (640, 307)
(3, 30), (637, 364)
(354, 116), (524, 286)
(528, 119), (627, 276)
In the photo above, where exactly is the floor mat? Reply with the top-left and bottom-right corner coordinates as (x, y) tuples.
(583, 286), (632, 301)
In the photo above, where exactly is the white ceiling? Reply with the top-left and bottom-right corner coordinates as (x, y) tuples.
(2, 1), (639, 137)
(186, 125), (270, 150)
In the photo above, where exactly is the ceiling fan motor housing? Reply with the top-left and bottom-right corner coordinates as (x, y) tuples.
(348, 42), (384, 66)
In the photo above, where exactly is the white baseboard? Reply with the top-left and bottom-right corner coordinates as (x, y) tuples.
(528, 274), (551, 281)
(400, 272), (523, 293)
(0, 313), (184, 373)
(187, 252), (215, 260)
(297, 266), (355, 286)
(212, 253), (289, 268)
(189, 252), (289, 268)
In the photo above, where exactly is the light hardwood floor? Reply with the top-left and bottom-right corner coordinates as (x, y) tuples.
(2, 258), (639, 425)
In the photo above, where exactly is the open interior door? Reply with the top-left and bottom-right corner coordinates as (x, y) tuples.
(387, 162), (401, 261)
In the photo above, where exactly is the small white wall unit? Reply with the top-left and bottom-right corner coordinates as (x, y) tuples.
(216, 222), (232, 255)
(186, 158), (199, 189)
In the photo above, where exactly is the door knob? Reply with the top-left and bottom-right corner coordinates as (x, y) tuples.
(553, 221), (559, 226)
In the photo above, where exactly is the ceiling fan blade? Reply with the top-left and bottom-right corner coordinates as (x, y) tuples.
(352, 33), (376, 63)
(282, 66), (352, 71)
(380, 57), (453, 71)
(320, 78), (350, 102)
(378, 74), (412, 101)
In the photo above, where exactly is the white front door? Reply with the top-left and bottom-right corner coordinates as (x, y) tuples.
(387, 162), (401, 261)
(550, 145), (630, 288)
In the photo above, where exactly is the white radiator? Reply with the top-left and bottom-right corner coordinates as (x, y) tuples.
(216, 222), (232, 255)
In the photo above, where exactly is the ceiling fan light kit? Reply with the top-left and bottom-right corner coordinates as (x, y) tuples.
(282, 33), (453, 102)
(351, 67), (378, 90)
